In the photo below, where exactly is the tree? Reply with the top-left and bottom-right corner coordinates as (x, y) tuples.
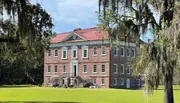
(0, 0), (53, 44)
(99, 0), (180, 103)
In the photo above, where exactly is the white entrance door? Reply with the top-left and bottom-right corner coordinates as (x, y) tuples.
(126, 79), (130, 88)
(70, 60), (78, 76)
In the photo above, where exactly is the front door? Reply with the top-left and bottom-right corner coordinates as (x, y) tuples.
(74, 65), (77, 76)
(126, 79), (130, 88)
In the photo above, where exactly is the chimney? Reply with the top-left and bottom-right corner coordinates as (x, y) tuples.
(74, 28), (81, 31)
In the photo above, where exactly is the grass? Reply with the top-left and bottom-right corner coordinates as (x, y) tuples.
(0, 85), (179, 103)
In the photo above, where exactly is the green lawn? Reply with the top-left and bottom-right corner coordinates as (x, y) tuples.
(0, 85), (179, 103)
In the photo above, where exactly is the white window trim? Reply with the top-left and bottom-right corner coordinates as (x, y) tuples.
(121, 64), (124, 74)
(101, 46), (106, 56)
(114, 64), (118, 74)
(71, 46), (78, 59)
(127, 65), (131, 75)
(138, 79), (141, 86)
(47, 66), (51, 73)
(114, 46), (118, 56)
(61, 47), (68, 59)
(93, 65), (97, 73)
(132, 48), (136, 58)
(82, 45), (88, 58)
(62, 65), (66, 73)
(93, 79), (96, 85)
(126, 48), (130, 57)
(121, 47), (124, 57)
(93, 46), (97, 56)
(114, 78), (117, 85)
(101, 78), (105, 85)
(121, 78), (124, 86)
(54, 49), (58, 57)
(83, 65), (87, 73)
(48, 50), (51, 58)
(101, 64), (106, 73)
(54, 65), (58, 73)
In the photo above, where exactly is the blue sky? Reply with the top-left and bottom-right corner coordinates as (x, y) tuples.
(31, 0), (153, 42)
(31, 0), (99, 33)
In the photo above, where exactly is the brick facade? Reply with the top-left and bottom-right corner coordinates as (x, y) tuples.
(44, 27), (142, 88)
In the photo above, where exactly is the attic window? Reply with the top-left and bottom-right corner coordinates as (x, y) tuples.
(73, 35), (76, 39)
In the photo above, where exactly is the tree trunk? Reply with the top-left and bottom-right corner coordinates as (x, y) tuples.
(164, 71), (174, 103)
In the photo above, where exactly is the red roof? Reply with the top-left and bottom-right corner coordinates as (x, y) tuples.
(51, 27), (109, 43)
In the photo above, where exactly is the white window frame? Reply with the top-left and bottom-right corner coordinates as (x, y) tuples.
(71, 46), (78, 58)
(54, 49), (58, 57)
(93, 78), (96, 85)
(101, 78), (105, 85)
(48, 50), (51, 57)
(121, 64), (124, 74)
(138, 79), (141, 86)
(62, 65), (66, 73)
(61, 47), (67, 59)
(127, 65), (131, 74)
(120, 78), (124, 86)
(114, 46), (118, 56)
(82, 45), (88, 58)
(93, 65), (97, 73)
(114, 78), (117, 85)
(120, 47), (124, 57)
(48, 77), (51, 84)
(83, 65), (87, 73)
(54, 65), (58, 73)
(93, 46), (97, 56)
(47, 65), (51, 73)
(114, 64), (118, 74)
(101, 64), (105, 73)
(131, 48), (136, 58)
(126, 48), (130, 57)
(101, 46), (106, 55)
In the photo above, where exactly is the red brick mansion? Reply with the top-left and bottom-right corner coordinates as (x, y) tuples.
(44, 27), (142, 88)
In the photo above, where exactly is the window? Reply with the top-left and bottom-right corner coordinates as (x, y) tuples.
(114, 46), (118, 56)
(93, 47), (97, 56)
(137, 79), (141, 86)
(101, 46), (106, 55)
(83, 65), (87, 73)
(120, 47), (124, 57)
(114, 78), (117, 85)
(82, 46), (88, 58)
(114, 64), (118, 74)
(73, 35), (76, 39)
(72, 46), (77, 58)
(127, 48), (130, 57)
(61, 47), (67, 59)
(101, 64), (105, 73)
(127, 65), (131, 74)
(47, 66), (51, 73)
(101, 78), (105, 85)
(54, 49), (58, 57)
(120, 78), (124, 86)
(93, 79), (96, 84)
(132, 48), (136, 58)
(48, 77), (51, 84)
(93, 65), (97, 73)
(121, 64), (124, 74)
(62, 65), (66, 73)
(54, 65), (58, 73)
(48, 50), (51, 57)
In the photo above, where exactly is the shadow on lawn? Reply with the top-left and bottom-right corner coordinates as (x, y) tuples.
(0, 85), (35, 88)
(0, 101), (81, 103)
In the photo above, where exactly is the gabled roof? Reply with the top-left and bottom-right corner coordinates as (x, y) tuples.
(50, 27), (109, 43)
